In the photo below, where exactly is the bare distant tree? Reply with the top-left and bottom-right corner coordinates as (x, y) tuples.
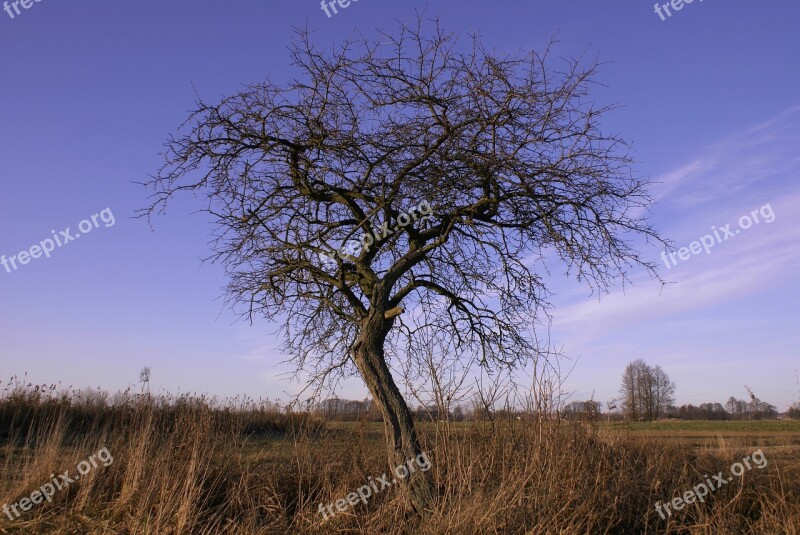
(745, 385), (758, 416)
(143, 16), (663, 512)
(620, 360), (674, 421)
(620, 360), (644, 420)
(139, 366), (151, 395)
(651, 365), (676, 418)
(742, 386), (777, 420)
(606, 397), (618, 422)
(726, 396), (739, 417)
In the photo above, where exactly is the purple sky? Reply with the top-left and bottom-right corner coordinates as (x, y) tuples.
(1, 1), (798, 410)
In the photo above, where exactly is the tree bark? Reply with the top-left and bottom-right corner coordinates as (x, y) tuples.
(352, 311), (434, 515)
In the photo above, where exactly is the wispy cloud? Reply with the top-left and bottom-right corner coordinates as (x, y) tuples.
(549, 107), (800, 408)
(651, 106), (800, 208)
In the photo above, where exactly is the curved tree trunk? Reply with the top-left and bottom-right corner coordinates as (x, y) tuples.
(352, 311), (434, 515)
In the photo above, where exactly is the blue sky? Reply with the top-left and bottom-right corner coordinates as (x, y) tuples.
(0, 1), (798, 409)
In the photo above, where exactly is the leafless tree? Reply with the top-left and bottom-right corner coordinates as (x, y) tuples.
(139, 366), (151, 395)
(651, 365), (676, 418)
(620, 360), (642, 420)
(400, 337), (472, 425)
(606, 397), (618, 422)
(142, 16), (663, 512)
(620, 359), (674, 421)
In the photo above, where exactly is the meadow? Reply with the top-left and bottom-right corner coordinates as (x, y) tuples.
(1, 381), (798, 534)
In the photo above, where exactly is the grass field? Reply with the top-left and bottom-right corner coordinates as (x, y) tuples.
(608, 419), (800, 433)
(2, 386), (799, 534)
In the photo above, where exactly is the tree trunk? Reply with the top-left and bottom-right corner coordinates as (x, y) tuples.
(352, 312), (434, 515)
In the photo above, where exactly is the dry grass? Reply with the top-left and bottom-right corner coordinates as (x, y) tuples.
(1, 380), (798, 534)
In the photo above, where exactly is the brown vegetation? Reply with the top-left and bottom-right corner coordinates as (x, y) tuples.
(1, 379), (798, 534)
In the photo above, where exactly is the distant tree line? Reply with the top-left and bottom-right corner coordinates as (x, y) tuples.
(414, 405), (467, 422)
(318, 381), (791, 423)
(316, 398), (381, 421)
(561, 400), (602, 421)
(667, 396), (778, 420)
(315, 398), (472, 422)
(613, 361), (786, 421)
(670, 402), (729, 420)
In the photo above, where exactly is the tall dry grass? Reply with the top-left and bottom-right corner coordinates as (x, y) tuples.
(1, 378), (798, 534)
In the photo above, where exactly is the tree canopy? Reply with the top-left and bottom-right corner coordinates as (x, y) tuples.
(143, 16), (664, 512)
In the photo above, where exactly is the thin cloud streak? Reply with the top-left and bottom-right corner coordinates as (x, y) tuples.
(548, 107), (800, 408)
